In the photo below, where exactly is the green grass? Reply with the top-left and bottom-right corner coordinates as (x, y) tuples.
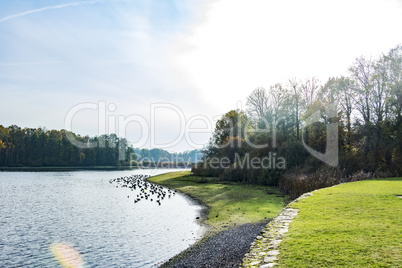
(278, 178), (402, 267)
(149, 171), (288, 232)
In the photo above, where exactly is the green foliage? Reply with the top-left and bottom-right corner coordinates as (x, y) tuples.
(212, 109), (249, 147)
(0, 125), (135, 167)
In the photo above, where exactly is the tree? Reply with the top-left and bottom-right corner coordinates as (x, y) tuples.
(140, 148), (151, 160)
(349, 56), (374, 125)
(384, 45), (402, 121)
(267, 83), (286, 124)
(213, 110), (249, 146)
(289, 78), (302, 140)
(371, 57), (389, 124)
(203, 110), (250, 163)
(321, 76), (355, 150)
(246, 87), (269, 120)
(301, 77), (320, 107)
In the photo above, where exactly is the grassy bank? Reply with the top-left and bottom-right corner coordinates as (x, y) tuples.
(148, 171), (288, 232)
(278, 178), (402, 267)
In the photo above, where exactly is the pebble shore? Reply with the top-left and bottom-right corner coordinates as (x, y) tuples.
(161, 223), (268, 268)
(160, 191), (314, 267)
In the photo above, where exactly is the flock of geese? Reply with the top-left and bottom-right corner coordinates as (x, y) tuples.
(109, 174), (176, 205)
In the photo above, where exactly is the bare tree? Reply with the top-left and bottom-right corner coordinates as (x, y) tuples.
(371, 57), (389, 124)
(349, 56), (374, 124)
(269, 83), (286, 122)
(301, 77), (320, 107)
(246, 87), (269, 119)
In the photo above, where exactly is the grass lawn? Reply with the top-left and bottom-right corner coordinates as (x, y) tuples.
(278, 178), (402, 267)
(148, 171), (288, 232)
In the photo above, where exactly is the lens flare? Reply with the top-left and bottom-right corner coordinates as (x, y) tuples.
(50, 243), (85, 268)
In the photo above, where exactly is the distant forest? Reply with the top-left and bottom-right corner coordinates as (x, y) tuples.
(134, 148), (203, 163)
(193, 45), (402, 198)
(0, 125), (202, 167)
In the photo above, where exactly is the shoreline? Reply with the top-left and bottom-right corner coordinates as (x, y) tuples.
(147, 171), (288, 267)
(145, 174), (214, 266)
(146, 174), (212, 230)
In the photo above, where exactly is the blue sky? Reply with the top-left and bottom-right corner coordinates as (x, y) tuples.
(1, 0), (402, 151)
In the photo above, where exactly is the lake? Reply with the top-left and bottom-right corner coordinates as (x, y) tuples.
(0, 169), (205, 267)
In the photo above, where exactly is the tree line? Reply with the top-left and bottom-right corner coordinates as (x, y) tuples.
(193, 45), (402, 196)
(135, 148), (203, 163)
(0, 125), (204, 167)
(0, 125), (135, 167)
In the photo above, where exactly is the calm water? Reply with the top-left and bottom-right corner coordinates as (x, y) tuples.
(0, 169), (205, 267)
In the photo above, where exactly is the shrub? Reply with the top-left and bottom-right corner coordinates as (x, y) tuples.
(279, 167), (376, 199)
(348, 170), (374, 181)
(191, 162), (222, 177)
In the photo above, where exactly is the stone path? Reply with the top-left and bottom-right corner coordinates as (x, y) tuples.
(241, 192), (314, 267)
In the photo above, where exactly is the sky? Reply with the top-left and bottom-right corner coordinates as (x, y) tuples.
(1, 0), (402, 152)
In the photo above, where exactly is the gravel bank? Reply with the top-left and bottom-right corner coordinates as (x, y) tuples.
(161, 222), (268, 268)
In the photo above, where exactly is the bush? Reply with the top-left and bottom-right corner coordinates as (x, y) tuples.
(348, 170), (374, 181)
(219, 165), (246, 182)
(278, 141), (310, 169)
(191, 162), (222, 177)
(374, 169), (394, 179)
(279, 167), (375, 199)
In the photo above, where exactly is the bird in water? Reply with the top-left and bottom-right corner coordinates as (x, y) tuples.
(110, 174), (176, 206)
